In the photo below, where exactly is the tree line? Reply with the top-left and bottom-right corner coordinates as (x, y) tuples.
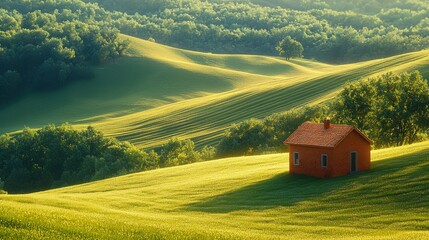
(81, 0), (429, 62)
(0, 125), (216, 193)
(217, 71), (429, 156)
(0, 6), (128, 104)
(3, 0), (429, 65)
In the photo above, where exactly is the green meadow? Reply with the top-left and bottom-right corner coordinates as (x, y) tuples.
(1, 35), (428, 149)
(1, 141), (429, 239)
(2, 1), (429, 239)
(1, 33), (429, 240)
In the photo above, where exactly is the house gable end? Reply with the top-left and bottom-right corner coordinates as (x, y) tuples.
(332, 128), (372, 148)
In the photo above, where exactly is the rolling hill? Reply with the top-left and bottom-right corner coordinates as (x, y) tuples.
(1, 35), (429, 149)
(1, 140), (429, 239)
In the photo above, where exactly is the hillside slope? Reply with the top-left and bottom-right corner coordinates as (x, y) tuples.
(1, 141), (429, 239)
(1, 35), (428, 148)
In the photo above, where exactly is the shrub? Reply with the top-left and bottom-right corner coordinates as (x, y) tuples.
(217, 105), (329, 157)
(157, 138), (201, 167)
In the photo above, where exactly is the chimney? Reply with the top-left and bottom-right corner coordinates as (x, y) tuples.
(324, 117), (331, 129)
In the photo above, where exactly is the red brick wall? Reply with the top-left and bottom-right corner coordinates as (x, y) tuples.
(332, 129), (371, 177)
(288, 129), (371, 178)
(289, 145), (335, 178)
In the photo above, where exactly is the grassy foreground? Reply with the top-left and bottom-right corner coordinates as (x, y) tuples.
(1, 35), (428, 148)
(1, 141), (429, 239)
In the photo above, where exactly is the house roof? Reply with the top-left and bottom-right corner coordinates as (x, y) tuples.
(284, 122), (372, 148)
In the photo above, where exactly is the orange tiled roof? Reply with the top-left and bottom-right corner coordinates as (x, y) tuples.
(284, 122), (372, 148)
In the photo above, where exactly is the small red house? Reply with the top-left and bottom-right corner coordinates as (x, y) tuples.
(284, 118), (372, 178)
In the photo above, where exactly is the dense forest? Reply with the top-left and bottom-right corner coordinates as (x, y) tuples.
(3, 0), (429, 63)
(80, 0), (429, 62)
(0, 2), (128, 104)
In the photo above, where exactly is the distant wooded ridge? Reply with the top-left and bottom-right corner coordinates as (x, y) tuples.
(1, 0), (429, 103)
(80, 0), (429, 62)
(2, 0), (429, 63)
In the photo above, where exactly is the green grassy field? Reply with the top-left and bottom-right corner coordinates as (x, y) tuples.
(1, 141), (429, 239)
(1, 35), (428, 149)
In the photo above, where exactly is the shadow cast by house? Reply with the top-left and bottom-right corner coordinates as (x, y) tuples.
(185, 149), (429, 213)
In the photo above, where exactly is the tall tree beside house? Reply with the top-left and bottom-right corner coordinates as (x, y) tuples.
(333, 79), (377, 133)
(276, 36), (304, 60)
(334, 71), (429, 147)
(373, 72), (429, 146)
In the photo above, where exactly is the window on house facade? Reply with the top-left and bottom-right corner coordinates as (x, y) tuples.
(293, 152), (300, 165)
(321, 154), (328, 168)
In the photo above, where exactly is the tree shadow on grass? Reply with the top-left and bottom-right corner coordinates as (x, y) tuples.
(185, 172), (367, 213)
(185, 149), (429, 213)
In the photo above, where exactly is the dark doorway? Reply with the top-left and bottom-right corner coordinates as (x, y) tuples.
(350, 152), (358, 173)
